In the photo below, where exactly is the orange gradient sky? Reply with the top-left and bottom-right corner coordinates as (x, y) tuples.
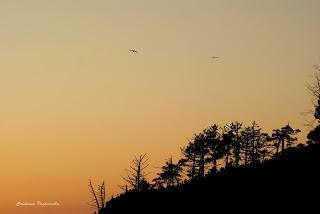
(0, 0), (320, 213)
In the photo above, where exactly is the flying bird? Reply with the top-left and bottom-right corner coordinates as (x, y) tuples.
(129, 49), (138, 54)
(211, 56), (219, 62)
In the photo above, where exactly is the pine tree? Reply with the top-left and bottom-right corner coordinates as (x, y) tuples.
(154, 157), (182, 188)
(271, 124), (300, 156)
(203, 124), (223, 174)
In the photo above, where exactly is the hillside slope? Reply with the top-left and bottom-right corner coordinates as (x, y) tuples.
(102, 144), (320, 214)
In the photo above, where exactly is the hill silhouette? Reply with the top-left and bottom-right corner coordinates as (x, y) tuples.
(88, 70), (320, 214)
(101, 143), (320, 214)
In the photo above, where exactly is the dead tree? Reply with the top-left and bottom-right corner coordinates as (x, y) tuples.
(121, 153), (149, 192)
(88, 180), (106, 213)
(306, 66), (320, 143)
(306, 65), (320, 105)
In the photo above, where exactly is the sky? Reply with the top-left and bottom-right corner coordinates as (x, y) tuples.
(0, 0), (319, 213)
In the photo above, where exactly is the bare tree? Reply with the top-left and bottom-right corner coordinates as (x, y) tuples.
(306, 65), (320, 144)
(304, 65), (320, 127)
(121, 153), (150, 192)
(306, 65), (320, 104)
(88, 180), (106, 214)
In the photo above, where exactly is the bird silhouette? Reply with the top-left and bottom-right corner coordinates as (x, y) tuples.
(129, 49), (138, 54)
(211, 56), (219, 62)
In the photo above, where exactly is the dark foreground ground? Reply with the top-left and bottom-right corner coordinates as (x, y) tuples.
(102, 144), (320, 214)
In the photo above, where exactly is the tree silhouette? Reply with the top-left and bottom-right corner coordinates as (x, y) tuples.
(271, 124), (300, 157)
(193, 133), (210, 178)
(254, 132), (271, 162)
(181, 132), (212, 180)
(121, 154), (149, 192)
(307, 66), (320, 144)
(282, 125), (300, 150)
(221, 127), (233, 168)
(241, 121), (270, 164)
(139, 178), (151, 191)
(180, 139), (198, 180)
(153, 157), (182, 188)
(247, 121), (261, 163)
(226, 122), (243, 168)
(88, 180), (106, 214)
(99, 118), (310, 214)
(241, 126), (252, 165)
(271, 128), (282, 156)
(203, 124), (223, 174)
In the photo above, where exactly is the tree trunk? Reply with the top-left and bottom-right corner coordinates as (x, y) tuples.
(212, 148), (217, 174)
(281, 139), (285, 153)
(225, 153), (229, 168)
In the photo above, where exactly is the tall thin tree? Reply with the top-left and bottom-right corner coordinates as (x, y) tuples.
(88, 180), (106, 214)
(204, 124), (223, 174)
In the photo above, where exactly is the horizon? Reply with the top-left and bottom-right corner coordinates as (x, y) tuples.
(0, 0), (320, 213)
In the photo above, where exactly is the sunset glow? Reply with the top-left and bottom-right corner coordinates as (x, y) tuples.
(0, 1), (319, 213)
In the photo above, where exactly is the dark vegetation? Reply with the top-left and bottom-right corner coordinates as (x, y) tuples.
(89, 69), (320, 214)
(101, 144), (320, 214)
